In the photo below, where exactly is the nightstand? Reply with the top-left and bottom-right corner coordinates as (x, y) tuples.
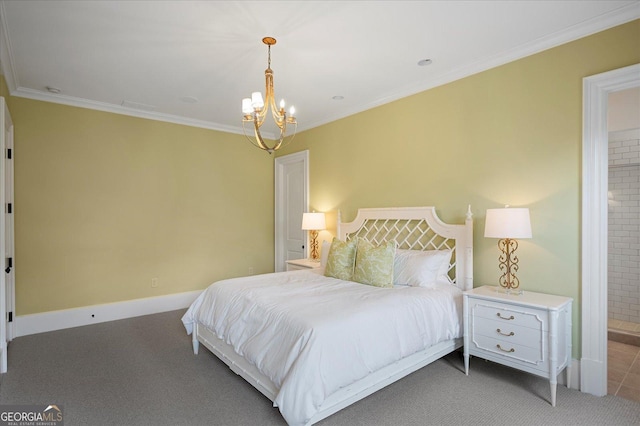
(285, 258), (322, 271)
(463, 285), (572, 406)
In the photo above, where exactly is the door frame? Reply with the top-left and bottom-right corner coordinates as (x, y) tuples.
(0, 97), (13, 373)
(274, 150), (309, 272)
(581, 63), (640, 396)
(4, 99), (13, 343)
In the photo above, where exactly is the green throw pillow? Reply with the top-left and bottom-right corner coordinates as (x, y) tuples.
(353, 239), (396, 288)
(324, 237), (358, 281)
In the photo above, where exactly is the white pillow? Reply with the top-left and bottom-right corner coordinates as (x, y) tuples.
(321, 240), (331, 268)
(393, 249), (453, 288)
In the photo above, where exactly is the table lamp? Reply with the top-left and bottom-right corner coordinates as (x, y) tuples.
(484, 206), (532, 294)
(302, 212), (326, 262)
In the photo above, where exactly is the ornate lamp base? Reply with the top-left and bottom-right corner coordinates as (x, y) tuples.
(496, 238), (523, 295)
(309, 230), (320, 262)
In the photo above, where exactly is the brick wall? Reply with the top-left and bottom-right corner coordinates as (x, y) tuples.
(608, 128), (640, 324)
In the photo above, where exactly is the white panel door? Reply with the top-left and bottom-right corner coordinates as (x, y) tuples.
(275, 151), (309, 272)
(0, 97), (13, 374)
(4, 99), (13, 345)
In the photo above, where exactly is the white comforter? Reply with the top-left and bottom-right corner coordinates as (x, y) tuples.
(182, 269), (462, 426)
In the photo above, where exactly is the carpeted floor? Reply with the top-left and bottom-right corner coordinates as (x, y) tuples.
(1, 310), (639, 425)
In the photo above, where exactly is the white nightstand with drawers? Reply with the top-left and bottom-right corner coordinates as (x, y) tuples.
(463, 285), (572, 406)
(285, 258), (322, 271)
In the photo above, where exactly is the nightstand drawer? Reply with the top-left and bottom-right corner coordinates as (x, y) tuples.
(472, 316), (544, 348)
(470, 299), (546, 331)
(471, 333), (546, 367)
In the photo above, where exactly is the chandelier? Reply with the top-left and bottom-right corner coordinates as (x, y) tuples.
(242, 37), (297, 154)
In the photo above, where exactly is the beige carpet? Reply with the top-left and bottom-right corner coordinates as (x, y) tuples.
(1, 310), (639, 425)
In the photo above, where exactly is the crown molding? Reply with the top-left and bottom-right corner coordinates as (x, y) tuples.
(10, 86), (249, 134)
(1, 1), (638, 135)
(302, 2), (640, 132)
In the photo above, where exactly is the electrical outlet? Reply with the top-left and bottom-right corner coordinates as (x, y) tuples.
(248, 267), (254, 275)
(151, 277), (159, 288)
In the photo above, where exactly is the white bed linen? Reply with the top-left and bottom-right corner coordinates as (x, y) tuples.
(182, 269), (462, 426)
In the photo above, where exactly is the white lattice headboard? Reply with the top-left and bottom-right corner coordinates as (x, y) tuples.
(338, 206), (474, 291)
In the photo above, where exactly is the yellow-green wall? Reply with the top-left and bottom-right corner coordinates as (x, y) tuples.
(3, 20), (639, 357)
(278, 20), (640, 354)
(6, 95), (275, 315)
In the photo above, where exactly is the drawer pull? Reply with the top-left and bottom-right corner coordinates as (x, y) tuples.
(496, 328), (515, 337)
(496, 313), (515, 320)
(496, 344), (515, 353)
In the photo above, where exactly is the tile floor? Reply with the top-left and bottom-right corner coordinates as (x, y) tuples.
(608, 335), (640, 403)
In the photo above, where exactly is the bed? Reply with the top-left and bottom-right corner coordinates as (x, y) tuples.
(182, 206), (473, 425)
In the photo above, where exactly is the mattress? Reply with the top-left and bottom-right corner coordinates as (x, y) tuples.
(182, 269), (463, 425)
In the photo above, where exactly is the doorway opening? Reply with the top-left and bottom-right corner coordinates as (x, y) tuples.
(606, 88), (640, 401)
(581, 63), (640, 398)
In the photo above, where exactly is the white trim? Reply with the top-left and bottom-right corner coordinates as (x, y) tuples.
(9, 87), (262, 136)
(581, 63), (640, 396)
(0, 97), (8, 373)
(3, 96), (13, 343)
(1, 2), (637, 135)
(566, 358), (581, 390)
(15, 290), (202, 337)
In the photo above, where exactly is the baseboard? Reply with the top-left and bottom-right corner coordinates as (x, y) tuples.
(580, 357), (607, 396)
(14, 290), (202, 337)
(562, 358), (581, 390)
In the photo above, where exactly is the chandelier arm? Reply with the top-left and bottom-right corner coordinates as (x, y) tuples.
(255, 110), (267, 128)
(252, 116), (271, 152)
(271, 120), (287, 152)
(242, 118), (271, 152)
(270, 100), (286, 128)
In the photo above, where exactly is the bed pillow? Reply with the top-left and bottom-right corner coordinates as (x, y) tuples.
(324, 237), (358, 280)
(320, 240), (331, 268)
(393, 249), (453, 288)
(353, 239), (396, 288)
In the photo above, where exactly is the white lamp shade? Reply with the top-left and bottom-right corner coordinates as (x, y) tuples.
(251, 92), (264, 108)
(242, 98), (253, 114)
(301, 212), (326, 231)
(484, 208), (532, 239)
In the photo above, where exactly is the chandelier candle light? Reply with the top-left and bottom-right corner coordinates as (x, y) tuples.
(242, 37), (297, 154)
(302, 212), (326, 262)
(484, 206), (532, 294)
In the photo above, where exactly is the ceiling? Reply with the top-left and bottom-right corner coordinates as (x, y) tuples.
(1, 1), (638, 138)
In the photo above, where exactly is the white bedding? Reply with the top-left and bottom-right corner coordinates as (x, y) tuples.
(182, 268), (463, 426)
